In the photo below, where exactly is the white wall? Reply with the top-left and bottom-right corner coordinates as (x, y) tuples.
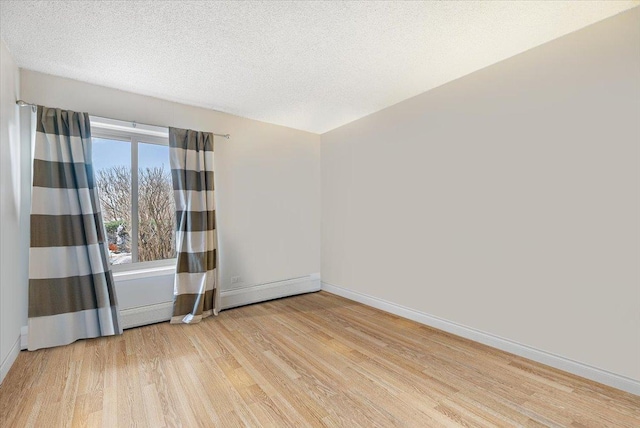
(19, 70), (321, 312)
(0, 39), (28, 383)
(321, 7), (640, 384)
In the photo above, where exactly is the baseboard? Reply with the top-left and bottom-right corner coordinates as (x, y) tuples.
(221, 274), (321, 310)
(118, 273), (321, 328)
(120, 302), (175, 329)
(0, 336), (21, 384)
(321, 281), (640, 396)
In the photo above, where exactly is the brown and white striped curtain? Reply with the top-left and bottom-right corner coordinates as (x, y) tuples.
(28, 106), (122, 350)
(169, 127), (219, 324)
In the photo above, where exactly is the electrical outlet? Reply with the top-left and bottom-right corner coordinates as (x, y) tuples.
(231, 276), (241, 284)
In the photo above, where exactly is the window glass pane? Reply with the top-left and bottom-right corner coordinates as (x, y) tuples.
(93, 138), (132, 265)
(138, 142), (176, 262)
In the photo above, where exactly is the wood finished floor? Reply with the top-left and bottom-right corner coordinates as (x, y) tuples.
(1, 291), (639, 427)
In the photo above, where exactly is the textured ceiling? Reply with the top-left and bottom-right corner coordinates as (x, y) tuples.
(1, 1), (638, 133)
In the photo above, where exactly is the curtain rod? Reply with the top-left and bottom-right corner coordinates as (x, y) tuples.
(15, 99), (231, 139)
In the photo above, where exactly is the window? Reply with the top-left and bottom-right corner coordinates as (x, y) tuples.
(91, 117), (176, 269)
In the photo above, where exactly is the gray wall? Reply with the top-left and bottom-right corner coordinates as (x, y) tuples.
(321, 8), (640, 381)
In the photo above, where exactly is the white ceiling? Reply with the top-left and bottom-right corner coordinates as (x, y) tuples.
(1, 1), (638, 133)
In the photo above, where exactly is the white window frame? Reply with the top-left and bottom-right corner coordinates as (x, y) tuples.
(90, 116), (176, 273)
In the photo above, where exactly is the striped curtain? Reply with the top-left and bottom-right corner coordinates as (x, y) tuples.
(169, 127), (219, 324)
(28, 106), (122, 350)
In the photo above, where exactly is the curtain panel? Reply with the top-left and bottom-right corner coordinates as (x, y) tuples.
(169, 127), (219, 324)
(28, 106), (122, 350)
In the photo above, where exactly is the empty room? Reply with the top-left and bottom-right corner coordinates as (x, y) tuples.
(1, 1), (639, 426)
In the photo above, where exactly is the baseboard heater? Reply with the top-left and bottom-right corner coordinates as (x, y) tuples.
(119, 273), (321, 329)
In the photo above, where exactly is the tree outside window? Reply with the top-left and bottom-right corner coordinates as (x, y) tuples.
(93, 136), (176, 267)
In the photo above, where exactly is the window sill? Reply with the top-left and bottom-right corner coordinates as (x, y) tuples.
(112, 265), (176, 282)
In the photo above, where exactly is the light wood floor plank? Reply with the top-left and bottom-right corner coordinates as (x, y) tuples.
(1, 291), (638, 427)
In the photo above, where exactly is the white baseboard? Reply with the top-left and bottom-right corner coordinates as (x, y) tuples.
(221, 274), (321, 310)
(321, 281), (640, 396)
(0, 336), (21, 384)
(120, 302), (175, 329)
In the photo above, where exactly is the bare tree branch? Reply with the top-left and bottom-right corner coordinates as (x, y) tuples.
(96, 165), (175, 263)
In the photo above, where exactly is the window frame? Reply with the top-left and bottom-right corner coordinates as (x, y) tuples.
(90, 117), (176, 273)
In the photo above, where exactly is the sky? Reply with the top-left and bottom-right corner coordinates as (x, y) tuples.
(93, 137), (171, 172)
